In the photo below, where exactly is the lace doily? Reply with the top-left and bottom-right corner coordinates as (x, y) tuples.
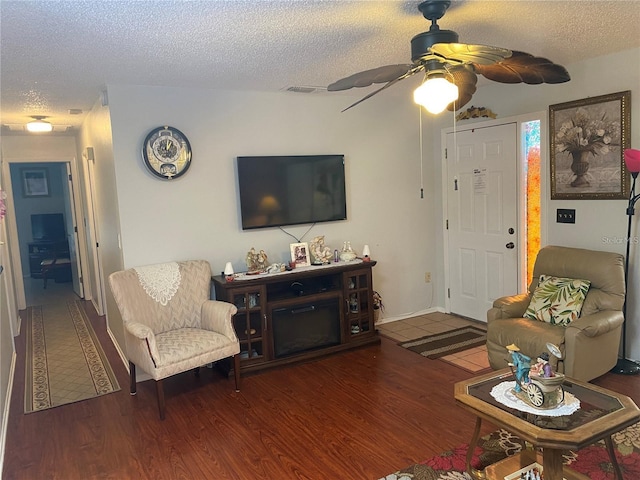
(134, 262), (181, 306)
(490, 381), (580, 416)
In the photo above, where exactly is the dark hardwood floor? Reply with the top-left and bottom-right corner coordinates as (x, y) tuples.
(4, 300), (640, 479)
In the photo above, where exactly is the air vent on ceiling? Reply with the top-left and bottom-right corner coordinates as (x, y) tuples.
(281, 85), (327, 94)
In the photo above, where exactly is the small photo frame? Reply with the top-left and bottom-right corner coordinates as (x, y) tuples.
(290, 242), (310, 267)
(21, 168), (50, 197)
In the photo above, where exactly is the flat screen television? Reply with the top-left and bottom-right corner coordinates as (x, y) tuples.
(237, 155), (347, 230)
(31, 213), (66, 242)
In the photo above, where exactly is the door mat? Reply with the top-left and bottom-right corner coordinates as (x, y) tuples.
(399, 326), (487, 359)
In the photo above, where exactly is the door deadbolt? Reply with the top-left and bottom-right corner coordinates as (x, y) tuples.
(508, 228), (515, 234)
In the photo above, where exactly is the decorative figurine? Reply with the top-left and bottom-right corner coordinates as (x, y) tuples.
(246, 247), (269, 273)
(506, 343), (566, 409)
(531, 352), (554, 378)
(506, 344), (531, 393)
(349, 294), (359, 313)
(256, 249), (269, 271)
(265, 263), (286, 274)
(339, 241), (357, 261)
(309, 235), (333, 264)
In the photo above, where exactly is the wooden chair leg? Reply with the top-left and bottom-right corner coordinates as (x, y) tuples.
(233, 354), (241, 392)
(42, 268), (49, 289)
(129, 361), (137, 395)
(156, 379), (166, 420)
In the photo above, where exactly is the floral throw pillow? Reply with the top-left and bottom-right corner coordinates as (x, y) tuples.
(523, 275), (591, 326)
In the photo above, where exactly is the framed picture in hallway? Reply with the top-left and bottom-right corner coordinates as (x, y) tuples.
(21, 168), (50, 197)
(550, 90), (631, 200)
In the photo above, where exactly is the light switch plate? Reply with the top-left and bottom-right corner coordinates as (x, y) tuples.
(557, 208), (576, 224)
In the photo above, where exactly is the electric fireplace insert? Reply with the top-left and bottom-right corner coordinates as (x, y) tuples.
(271, 296), (341, 358)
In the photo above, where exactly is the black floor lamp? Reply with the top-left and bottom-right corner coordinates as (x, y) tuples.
(612, 148), (640, 375)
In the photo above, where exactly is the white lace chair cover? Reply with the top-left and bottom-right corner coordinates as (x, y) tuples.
(134, 262), (181, 306)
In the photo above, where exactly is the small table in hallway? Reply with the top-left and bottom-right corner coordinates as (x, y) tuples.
(454, 368), (640, 480)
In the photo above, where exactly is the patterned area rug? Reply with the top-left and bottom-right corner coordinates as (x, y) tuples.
(24, 300), (120, 413)
(399, 326), (487, 359)
(380, 424), (640, 479)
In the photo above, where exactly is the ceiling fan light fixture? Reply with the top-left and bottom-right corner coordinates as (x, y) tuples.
(26, 116), (53, 133)
(413, 76), (458, 114)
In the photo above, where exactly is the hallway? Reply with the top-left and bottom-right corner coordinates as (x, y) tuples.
(22, 276), (79, 309)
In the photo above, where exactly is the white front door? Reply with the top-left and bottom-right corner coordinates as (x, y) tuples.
(446, 123), (519, 321)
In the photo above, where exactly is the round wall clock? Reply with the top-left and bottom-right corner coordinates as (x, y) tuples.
(142, 126), (192, 180)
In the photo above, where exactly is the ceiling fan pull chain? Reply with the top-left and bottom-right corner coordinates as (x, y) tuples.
(419, 105), (424, 199)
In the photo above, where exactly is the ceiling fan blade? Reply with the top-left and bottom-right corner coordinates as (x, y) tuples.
(327, 64), (414, 91)
(336, 65), (424, 112)
(472, 51), (571, 84)
(446, 65), (477, 111)
(429, 43), (511, 66)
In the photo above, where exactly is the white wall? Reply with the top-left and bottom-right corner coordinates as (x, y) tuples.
(105, 85), (440, 332)
(0, 165), (16, 473)
(76, 98), (122, 346)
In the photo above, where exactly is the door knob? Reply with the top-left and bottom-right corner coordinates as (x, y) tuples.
(506, 242), (515, 249)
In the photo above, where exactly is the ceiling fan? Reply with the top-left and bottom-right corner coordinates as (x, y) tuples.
(328, 0), (570, 114)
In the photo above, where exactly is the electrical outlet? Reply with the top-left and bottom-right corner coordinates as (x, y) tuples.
(425, 272), (431, 283)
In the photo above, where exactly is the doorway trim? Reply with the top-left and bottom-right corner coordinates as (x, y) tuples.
(441, 111), (549, 314)
(2, 156), (90, 315)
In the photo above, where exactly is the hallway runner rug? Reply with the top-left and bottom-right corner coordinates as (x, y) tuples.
(398, 326), (487, 359)
(379, 424), (640, 479)
(24, 300), (120, 413)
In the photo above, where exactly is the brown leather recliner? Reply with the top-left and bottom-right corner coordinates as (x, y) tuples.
(486, 245), (625, 382)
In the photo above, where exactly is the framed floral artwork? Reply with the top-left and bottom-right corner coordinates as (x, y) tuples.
(550, 90), (631, 200)
(290, 242), (310, 267)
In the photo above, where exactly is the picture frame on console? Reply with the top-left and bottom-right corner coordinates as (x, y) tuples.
(290, 242), (310, 267)
(550, 90), (631, 200)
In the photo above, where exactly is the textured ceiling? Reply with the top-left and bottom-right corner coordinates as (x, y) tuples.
(1, 0), (639, 132)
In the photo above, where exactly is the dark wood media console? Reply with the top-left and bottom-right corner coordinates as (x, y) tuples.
(212, 260), (379, 374)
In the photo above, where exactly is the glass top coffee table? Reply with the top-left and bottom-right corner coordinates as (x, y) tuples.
(454, 368), (640, 480)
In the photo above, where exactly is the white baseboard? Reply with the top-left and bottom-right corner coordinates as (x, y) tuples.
(0, 351), (17, 478)
(376, 306), (446, 325)
(106, 326), (128, 370)
(91, 298), (102, 317)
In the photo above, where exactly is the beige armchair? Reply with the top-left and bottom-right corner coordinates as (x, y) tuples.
(109, 260), (240, 419)
(486, 245), (625, 382)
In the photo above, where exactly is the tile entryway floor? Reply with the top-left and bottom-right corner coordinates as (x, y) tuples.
(377, 311), (491, 373)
